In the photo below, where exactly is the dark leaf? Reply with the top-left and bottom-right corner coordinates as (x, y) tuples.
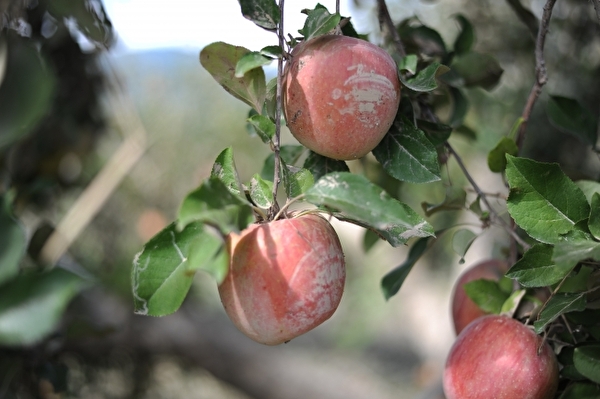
(573, 345), (600, 384)
(381, 237), (432, 300)
(238, 0), (280, 31)
(534, 293), (587, 333)
(547, 96), (597, 146)
(0, 195), (26, 285)
(453, 15), (475, 55)
(303, 151), (349, 181)
(260, 145), (305, 180)
(487, 137), (518, 173)
(451, 52), (503, 90)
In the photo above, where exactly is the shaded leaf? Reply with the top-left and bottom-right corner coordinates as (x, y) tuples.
(178, 177), (254, 234)
(558, 382), (600, 399)
(506, 156), (590, 244)
(305, 172), (435, 247)
(303, 151), (349, 181)
(576, 180), (600, 204)
(238, 0), (280, 31)
(299, 6), (341, 40)
(452, 52), (503, 90)
(211, 147), (244, 197)
(248, 173), (274, 208)
(453, 14), (475, 55)
(260, 145), (305, 180)
(452, 229), (477, 264)
(0, 269), (86, 345)
(488, 137), (518, 173)
(422, 186), (466, 216)
(0, 195), (26, 285)
(132, 222), (226, 316)
(553, 240), (600, 270)
(559, 266), (593, 294)
(534, 293), (587, 333)
(398, 54), (418, 75)
(200, 42), (266, 113)
(372, 116), (441, 184)
(381, 237), (432, 300)
(464, 279), (510, 314)
(402, 62), (449, 92)
(589, 193), (600, 240)
(397, 20), (447, 57)
(447, 87), (469, 127)
(547, 96), (597, 146)
(247, 114), (275, 143)
(506, 244), (575, 287)
(281, 162), (314, 198)
(47, 0), (113, 46)
(260, 45), (283, 58)
(235, 51), (273, 77)
(573, 345), (600, 384)
(363, 229), (381, 252)
(416, 120), (452, 147)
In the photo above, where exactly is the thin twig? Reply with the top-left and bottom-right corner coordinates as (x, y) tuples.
(515, 0), (557, 151)
(270, 0), (285, 219)
(445, 143), (531, 250)
(376, 0), (406, 58)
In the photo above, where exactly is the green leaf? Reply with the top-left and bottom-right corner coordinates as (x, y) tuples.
(0, 195), (26, 285)
(416, 120), (452, 147)
(576, 180), (600, 204)
(464, 279), (510, 314)
(402, 62), (450, 92)
(235, 51), (273, 77)
(506, 156), (590, 244)
(299, 6), (341, 40)
(506, 244), (574, 287)
(248, 174), (274, 209)
(559, 266), (593, 293)
(0, 34), (56, 151)
(132, 222), (226, 316)
(178, 177), (254, 234)
(363, 229), (381, 252)
(421, 186), (466, 216)
(397, 20), (447, 57)
(260, 145), (305, 180)
(534, 293), (587, 333)
(237, 0), (280, 31)
(398, 54), (418, 75)
(247, 114), (275, 143)
(451, 52), (503, 90)
(447, 87), (469, 127)
(211, 147), (244, 197)
(589, 193), (600, 240)
(281, 162), (314, 198)
(372, 116), (441, 184)
(0, 269), (86, 345)
(500, 289), (527, 316)
(547, 96), (597, 146)
(260, 45), (283, 58)
(47, 0), (113, 46)
(553, 240), (600, 270)
(200, 42), (266, 113)
(559, 382), (600, 399)
(574, 346), (600, 384)
(303, 151), (349, 181)
(453, 15), (475, 55)
(487, 137), (518, 173)
(381, 237), (432, 300)
(304, 172), (435, 247)
(452, 229), (477, 264)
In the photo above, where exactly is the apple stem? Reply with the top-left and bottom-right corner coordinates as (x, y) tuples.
(269, 0), (286, 220)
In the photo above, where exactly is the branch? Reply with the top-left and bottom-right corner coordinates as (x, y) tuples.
(376, 0), (406, 58)
(445, 143), (531, 251)
(270, 0), (285, 219)
(515, 0), (557, 150)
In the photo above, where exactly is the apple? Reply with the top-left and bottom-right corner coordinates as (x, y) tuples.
(283, 34), (401, 160)
(218, 213), (346, 345)
(451, 259), (508, 335)
(443, 315), (558, 399)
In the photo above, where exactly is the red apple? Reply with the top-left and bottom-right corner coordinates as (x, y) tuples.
(451, 259), (508, 335)
(283, 34), (401, 160)
(443, 315), (558, 399)
(218, 214), (346, 345)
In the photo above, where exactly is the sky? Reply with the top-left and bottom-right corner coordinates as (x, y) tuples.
(103, 0), (360, 52)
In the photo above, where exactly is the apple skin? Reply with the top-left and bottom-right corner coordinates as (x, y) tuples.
(443, 315), (559, 399)
(218, 214), (346, 345)
(283, 35), (401, 160)
(451, 259), (508, 335)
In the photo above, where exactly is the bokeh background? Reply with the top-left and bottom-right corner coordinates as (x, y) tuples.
(1, 0), (598, 397)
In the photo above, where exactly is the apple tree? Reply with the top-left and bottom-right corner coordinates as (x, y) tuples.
(130, 0), (600, 397)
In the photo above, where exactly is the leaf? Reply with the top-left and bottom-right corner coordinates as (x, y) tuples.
(421, 186), (466, 216)
(363, 229), (381, 252)
(299, 6), (341, 40)
(281, 162), (314, 198)
(451, 52), (504, 90)
(559, 382), (600, 399)
(247, 114), (275, 143)
(573, 346), (600, 384)
(559, 266), (593, 293)
(47, 0), (113, 46)
(506, 244), (575, 287)
(453, 15), (475, 55)
(397, 20), (447, 57)
(235, 51), (273, 77)
(547, 96), (597, 146)
(372, 116), (441, 184)
(260, 145), (305, 180)
(487, 137), (518, 173)
(0, 269), (86, 345)
(464, 279), (510, 314)
(447, 87), (469, 127)
(211, 147), (244, 197)
(0, 34), (56, 151)
(0, 195), (26, 285)
(303, 151), (349, 181)
(416, 120), (452, 147)
(132, 222), (226, 317)
(381, 237), (432, 300)
(178, 177), (254, 234)
(304, 172), (435, 247)
(553, 240), (600, 270)
(576, 180), (600, 204)
(248, 174), (274, 208)
(500, 289), (527, 316)
(534, 292), (587, 333)
(589, 193), (600, 240)
(452, 229), (477, 264)
(237, 0), (280, 31)
(398, 54), (418, 75)
(260, 45), (283, 58)
(506, 156), (590, 244)
(200, 42), (266, 113)
(401, 62), (450, 92)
